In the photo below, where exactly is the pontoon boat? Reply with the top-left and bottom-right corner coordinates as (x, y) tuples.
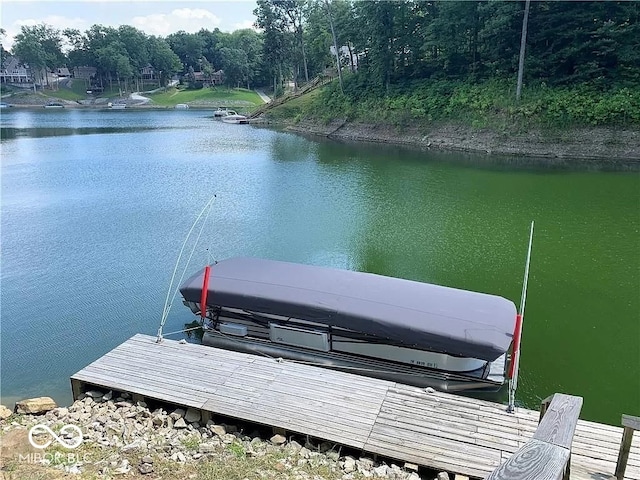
(180, 257), (517, 392)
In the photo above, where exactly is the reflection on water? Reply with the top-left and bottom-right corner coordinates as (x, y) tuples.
(0, 109), (638, 426)
(315, 136), (640, 172)
(183, 321), (204, 342)
(1, 126), (161, 139)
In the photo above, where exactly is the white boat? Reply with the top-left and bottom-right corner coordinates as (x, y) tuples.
(175, 104), (190, 110)
(43, 102), (64, 109)
(109, 102), (126, 109)
(221, 112), (248, 124)
(180, 257), (517, 392)
(213, 107), (230, 117)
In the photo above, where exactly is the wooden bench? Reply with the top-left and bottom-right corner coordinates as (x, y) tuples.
(615, 414), (640, 480)
(485, 393), (583, 480)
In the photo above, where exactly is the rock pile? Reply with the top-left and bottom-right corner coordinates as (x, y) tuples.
(1, 392), (459, 480)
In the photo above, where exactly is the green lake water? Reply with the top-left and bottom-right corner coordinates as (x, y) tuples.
(1, 109), (638, 425)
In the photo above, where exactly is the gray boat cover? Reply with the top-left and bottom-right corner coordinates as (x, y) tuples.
(180, 257), (517, 362)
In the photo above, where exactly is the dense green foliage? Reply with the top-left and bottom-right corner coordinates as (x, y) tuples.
(252, 0), (639, 127)
(259, 0), (639, 128)
(166, 29), (264, 88)
(285, 76), (640, 128)
(317, 1), (639, 88)
(12, 24), (65, 87)
(4, 1), (639, 127)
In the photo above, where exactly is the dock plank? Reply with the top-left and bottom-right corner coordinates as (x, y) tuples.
(71, 334), (640, 480)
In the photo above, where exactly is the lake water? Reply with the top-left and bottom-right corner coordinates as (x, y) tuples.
(1, 109), (638, 425)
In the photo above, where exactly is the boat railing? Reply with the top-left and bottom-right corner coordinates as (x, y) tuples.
(485, 393), (583, 480)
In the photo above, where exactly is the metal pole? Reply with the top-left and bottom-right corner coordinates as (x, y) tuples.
(507, 221), (534, 412)
(156, 194), (216, 343)
(326, 0), (344, 94)
(520, 221), (534, 319)
(516, 0), (531, 101)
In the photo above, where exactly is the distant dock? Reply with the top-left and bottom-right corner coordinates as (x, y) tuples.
(71, 334), (639, 479)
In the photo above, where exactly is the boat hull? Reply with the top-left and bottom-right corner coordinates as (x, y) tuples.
(202, 331), (504, 392)
(221, 116), (248, 124)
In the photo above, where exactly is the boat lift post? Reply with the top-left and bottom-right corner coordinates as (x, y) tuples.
(507, 221), (534, 413)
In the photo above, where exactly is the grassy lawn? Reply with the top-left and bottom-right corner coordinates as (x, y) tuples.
(44, 81), (130, 102)
(266, 88), (322, 120)
(100, 85), (129, 98)
(44, 79), (88, 101)
(0, 84), (25, 96)
(149, 86), (264, 109)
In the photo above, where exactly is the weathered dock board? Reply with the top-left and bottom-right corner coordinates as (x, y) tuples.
(71, 334), (640, 480)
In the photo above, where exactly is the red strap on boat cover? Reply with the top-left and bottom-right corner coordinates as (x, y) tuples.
(200, 265), (211, 320)
(508, 313), (523, 379)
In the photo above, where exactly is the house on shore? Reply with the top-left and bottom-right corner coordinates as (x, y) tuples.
(73, 66), (97, 80)
(192, 69), (224, 87)
(0, 56), (31, 84)
(141, 65), (156, 81)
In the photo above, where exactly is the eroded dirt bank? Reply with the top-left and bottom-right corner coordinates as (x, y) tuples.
(281, 119), (640, 165)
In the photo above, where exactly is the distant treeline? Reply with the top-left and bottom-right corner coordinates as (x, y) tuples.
(2, 2), (638, 102)
(2, 24), (264, 91)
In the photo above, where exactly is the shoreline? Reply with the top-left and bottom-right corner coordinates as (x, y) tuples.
(2, 103), (224, 111)
(277, 118), (640, 164)
(0, 392), (437, 480)
(5, 99), (640, 163)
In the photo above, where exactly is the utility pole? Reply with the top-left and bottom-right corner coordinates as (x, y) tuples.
(325, 0), (344, 94)
(516, 0), (531, 101)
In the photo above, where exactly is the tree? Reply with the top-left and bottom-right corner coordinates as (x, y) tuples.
(0, 28), (9, 67)
(278, 0), (310, 83)
(354, 1), (396, 90)
(219, 47), (248, 87)
(477, 2), (522, 78)
(166, 31), (204, 72)
(12, 24), (64, 87)
(325, 0), (343, 92)
(516, 0), (531, 100)
(95, 44), (125, 91)
(64, 28), (92, 70)
(526, 2), (640, 86)
(147, 36), (182, 87)
(228, 29), (263, 89)
(255, 0), (294, 94)
(198, 29), (225, 72)
(117, 26), (150, 90)
(82, 25), (120, 88)
(302, 1), (333, 75)
(422, 1), (485, 79)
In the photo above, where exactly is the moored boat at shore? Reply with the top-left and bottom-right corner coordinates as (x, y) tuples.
(213, 107), (230, 117)
(179, 257), (519, 392)
(220, 113), (248, 124)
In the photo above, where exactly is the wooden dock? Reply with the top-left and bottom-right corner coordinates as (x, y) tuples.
(71, 334), (639, 480)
